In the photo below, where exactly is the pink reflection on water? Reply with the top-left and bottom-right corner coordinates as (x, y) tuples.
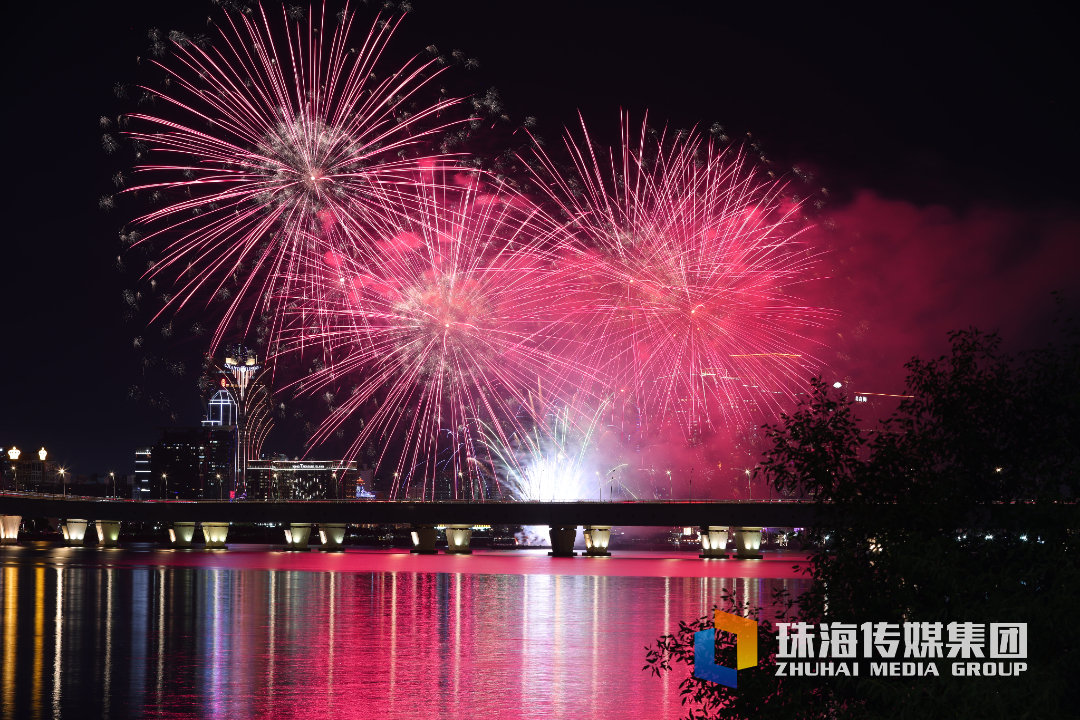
(1, 547), (809, 719)
(90, 547), (811, 580)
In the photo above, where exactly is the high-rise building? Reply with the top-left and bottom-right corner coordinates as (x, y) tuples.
(203, 346), (274, 497)
(149, 427), (236, 499)
(134, 447), (152, 499)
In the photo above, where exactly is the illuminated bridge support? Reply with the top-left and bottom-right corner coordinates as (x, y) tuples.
(583, 526), (611, 557)
(547, 526), (578, 557)
(733, 527), (763, 559)
(318, 523), (346, 551)
(95, 520), (121, 547)
(202, 522), (229, 549)
(0, 515), (20, 545)
(170, 522), (195, 548)
(445, 525), (473, 554)
(284, 523), (311, 550)
(410, 525), (438, 554)
(699, 526), (729, 559)
(63, 519), (88, 546)
(0, 515), (19, 544)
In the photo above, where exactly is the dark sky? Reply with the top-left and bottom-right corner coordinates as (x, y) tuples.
(2, 0), (1077, 476)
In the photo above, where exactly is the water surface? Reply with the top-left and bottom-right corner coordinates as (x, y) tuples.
(0, 545), (808, 719)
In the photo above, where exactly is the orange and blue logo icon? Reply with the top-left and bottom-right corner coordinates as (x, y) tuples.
(694, 609), (758, 688)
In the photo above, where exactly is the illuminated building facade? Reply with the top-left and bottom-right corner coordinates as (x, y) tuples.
(246, 458), (357, 500)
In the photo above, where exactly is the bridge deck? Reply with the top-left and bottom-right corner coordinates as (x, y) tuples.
(0, 493), (816, 527)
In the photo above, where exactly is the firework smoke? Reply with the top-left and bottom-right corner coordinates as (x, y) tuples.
(482, 400), (627, 501)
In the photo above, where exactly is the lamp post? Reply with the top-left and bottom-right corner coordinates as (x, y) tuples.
(36, 448), (48, 494)
(162, 473), (167, 500)
(109, 472), (115, 499)
(216, 474), (222, 500)
(8, 446), (21, 492)
(59, 468), (66, 497)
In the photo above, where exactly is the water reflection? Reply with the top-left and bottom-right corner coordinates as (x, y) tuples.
(0, 547), (807, 719)
(3, 565), (15, 720)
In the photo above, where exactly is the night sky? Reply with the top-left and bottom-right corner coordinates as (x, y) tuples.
(3, 0), (1077, 476)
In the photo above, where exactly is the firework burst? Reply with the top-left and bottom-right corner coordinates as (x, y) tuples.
(120, 2), (457, 350)
(529, 114), (832, 444)
(285, 168), (577, 499)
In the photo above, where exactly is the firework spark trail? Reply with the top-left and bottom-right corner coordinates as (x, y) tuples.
(528, 114), (833, 444)
(282, 168), (587, 500)
(121, 2), (460, 351)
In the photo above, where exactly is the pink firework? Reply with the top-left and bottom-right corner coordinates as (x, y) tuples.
(530, 115), (832, 444)
(121, 2), (457, 349)
(285, 168), (575, 500)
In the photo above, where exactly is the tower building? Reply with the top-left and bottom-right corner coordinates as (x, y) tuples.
(203, 345), (274, 497)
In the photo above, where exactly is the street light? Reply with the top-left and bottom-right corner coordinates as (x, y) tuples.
(7, 446), (19, 492)
(59, 468), (66, 497)
(162, 473), (167, 499)
(109, 472), (115, 499)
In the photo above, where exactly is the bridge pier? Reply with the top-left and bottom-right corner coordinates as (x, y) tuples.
(202, 522), (229, 549)
(583, 526), (611, 557)
(699, 526), (729, 558)
(318, 523), (346, 551)
(63, 519), (88, 546)
(284, 523), (311, 550)
(445, 525), (473, 554)
(95, 521), (121, 547)
(0, 515), (20, 545)
(547, 526), (578, 556)
(170, 522), (195, 548)
(410, 525), (438, 554)
(732, 527), (764, 559)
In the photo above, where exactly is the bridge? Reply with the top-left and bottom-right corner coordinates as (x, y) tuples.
(0, 493), (816, 558)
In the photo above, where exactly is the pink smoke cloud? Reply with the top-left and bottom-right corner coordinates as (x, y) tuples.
(808, 191), (1080, 393)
